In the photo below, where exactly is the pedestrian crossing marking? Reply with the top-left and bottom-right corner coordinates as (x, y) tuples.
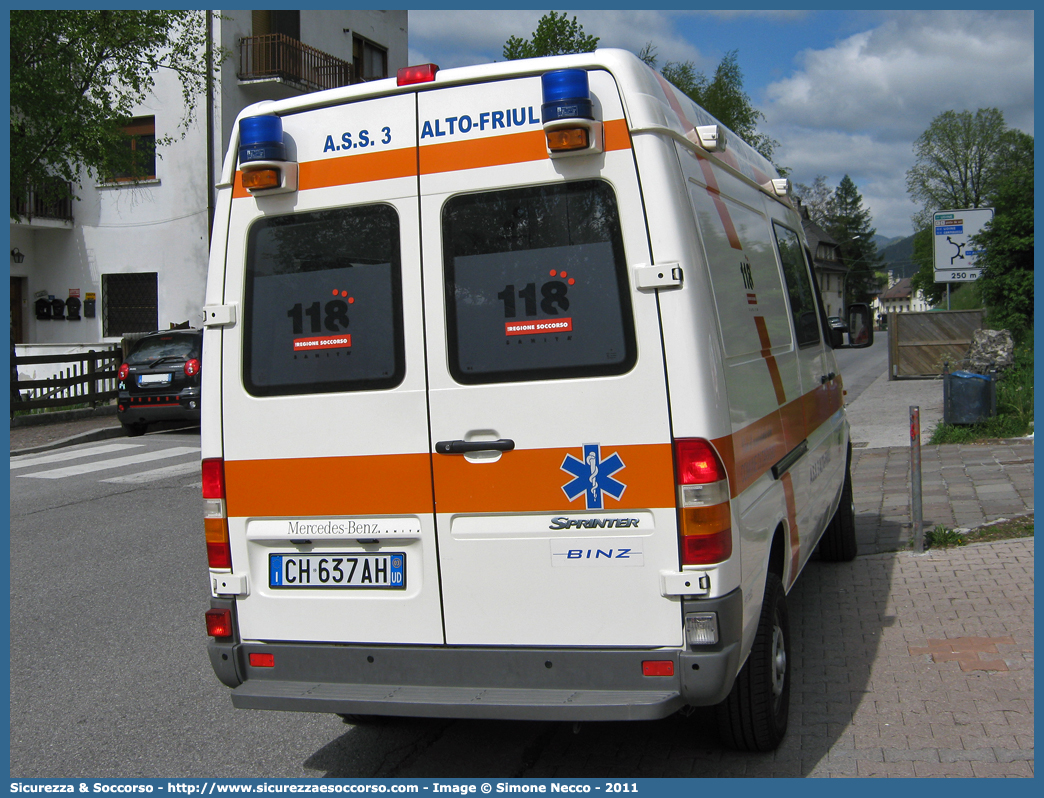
(18, 446), (201, 479)
(10, 443), (144, 470)
(101, 460), (201, 484)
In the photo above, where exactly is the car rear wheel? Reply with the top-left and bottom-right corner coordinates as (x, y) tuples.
(819, 455), (857, 562)
(716, 571), (790, 751)
(122, 422), (147, 437)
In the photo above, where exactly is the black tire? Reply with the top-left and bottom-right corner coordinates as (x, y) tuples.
(819, 458), (857, 562)
(338, 713), (387, 725)
(122, 422), (147, 437)
(716, 572), (790, 751)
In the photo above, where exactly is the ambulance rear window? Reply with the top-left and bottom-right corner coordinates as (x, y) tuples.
(442, 180), (636, 384)
(243, 205), (404, 396)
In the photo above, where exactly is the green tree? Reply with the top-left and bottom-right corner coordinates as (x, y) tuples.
(648, 48), (778, 165)
(906, 108), (1010, 229)
(793, 175), (836, 225)
(973, 131), (1034, 338)
(502, 11), (598, 60)
(823, 175), (884, 306)
(10, 10), (224, 216)
(503, 19), (777, 166)
(909, 227), (947, 307)
(906, 109), (1029, 307)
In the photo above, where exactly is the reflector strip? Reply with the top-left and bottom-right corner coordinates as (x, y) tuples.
(642, 660), (675, 677)
(426, 119), (630, 176)
(753, 316), (787, 406)
(249, 653), (275, 668)
(233, 147), (416, 198)
(695, 155), (743, 251)
(781, 472), (800, 589)
(232, 120), (630, 198)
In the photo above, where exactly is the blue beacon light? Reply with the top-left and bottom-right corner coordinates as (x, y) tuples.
(239, 115), (286, 164)
(540, 70), (594, 124)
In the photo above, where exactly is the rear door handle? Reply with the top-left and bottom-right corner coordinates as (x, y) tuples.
(435, 439), (515, 455)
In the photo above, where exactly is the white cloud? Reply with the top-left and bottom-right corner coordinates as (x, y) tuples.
(764, 10), (1033, 236)
(407, 10), (706, 71)
(765, 10), (1034, 139)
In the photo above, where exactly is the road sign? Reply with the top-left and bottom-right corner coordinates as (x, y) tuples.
(932, 207), (993, 282)
(934, 268), (982, 282)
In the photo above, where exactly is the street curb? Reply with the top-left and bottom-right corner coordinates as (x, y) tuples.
(10, 425), (127, 458)
(10, 404), (117, 428)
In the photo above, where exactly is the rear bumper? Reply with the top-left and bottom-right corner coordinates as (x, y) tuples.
(208, 589), (743, 721)
(117, 388), (201, 425)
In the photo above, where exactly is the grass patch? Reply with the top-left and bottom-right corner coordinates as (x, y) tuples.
(12, 402), (96, 418)
(920, 515), (1034, 549)
(924, 524), (966, 548)
(930, 342), (1033, 443)
(965, 515), (1034, 544)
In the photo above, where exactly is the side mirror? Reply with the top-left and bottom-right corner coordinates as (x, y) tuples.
(844, 303), (874, 349)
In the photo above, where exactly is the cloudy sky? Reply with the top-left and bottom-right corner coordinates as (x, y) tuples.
(407, 8), (1034, 240)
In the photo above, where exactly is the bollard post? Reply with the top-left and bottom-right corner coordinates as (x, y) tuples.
(910, 405), (924, 553)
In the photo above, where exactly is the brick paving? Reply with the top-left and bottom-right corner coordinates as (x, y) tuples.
(852, 442), (1034, 554)
(8, 414), (1034, 777)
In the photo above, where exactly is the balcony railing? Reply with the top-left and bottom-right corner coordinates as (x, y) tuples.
(12, 178), (74, 223)
(238, 34), (353, 93)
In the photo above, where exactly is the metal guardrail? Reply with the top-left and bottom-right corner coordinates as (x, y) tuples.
(11, 348), (121, 415)
(12, 178), (74, 222)
(238, 34), (352, 92)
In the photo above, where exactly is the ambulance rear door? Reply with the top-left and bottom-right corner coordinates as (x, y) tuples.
(417, 70), (683, 647)
(218, 92), (445, 645)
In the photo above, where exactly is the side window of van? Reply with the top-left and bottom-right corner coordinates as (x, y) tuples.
(773, 224), (821, 347)
(442, 180), (637, 384)
(243, 205), (405, 396)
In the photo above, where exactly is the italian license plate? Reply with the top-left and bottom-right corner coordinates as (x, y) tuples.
(269, 552), (406, 589)
(138, 373), (172, 385)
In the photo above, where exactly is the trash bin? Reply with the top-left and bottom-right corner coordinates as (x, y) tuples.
(943, 370), (997, 425)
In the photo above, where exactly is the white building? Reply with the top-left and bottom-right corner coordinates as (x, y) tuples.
(10, 10), (407, 350)
(876, 275), (933, 318)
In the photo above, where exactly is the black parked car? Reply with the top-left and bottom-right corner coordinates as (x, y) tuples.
(116, 329), (202, 436)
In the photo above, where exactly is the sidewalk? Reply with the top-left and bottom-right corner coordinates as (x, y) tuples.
(845, 371), (1033, 554)
(10, 407), (124, 456)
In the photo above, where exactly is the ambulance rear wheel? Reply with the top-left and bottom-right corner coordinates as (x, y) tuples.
(122, 422), (147, 437)
(819, 461), (857, 562)
(338, 713), (385, 725)
(716, 572), (790, 751)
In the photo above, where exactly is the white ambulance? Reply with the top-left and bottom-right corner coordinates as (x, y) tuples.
(201, 49), (873, 751)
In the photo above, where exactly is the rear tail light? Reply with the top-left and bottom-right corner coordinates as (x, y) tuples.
(674, 438), (733, 565)
(184, 358), (200, 377)
(117, 363), (130, 381)
(202, 458), (232, 569)
(205, 608), (233, 638)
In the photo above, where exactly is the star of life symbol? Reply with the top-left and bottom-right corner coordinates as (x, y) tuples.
(560, 444), (626, 510)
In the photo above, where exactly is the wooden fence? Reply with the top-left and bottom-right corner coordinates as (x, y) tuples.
(887, 310), (984, 379)
(11, 348), (121, 414)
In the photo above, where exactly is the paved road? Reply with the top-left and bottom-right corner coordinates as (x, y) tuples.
(833, 330), (889, 405)
(8, 423), (1033, 778)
